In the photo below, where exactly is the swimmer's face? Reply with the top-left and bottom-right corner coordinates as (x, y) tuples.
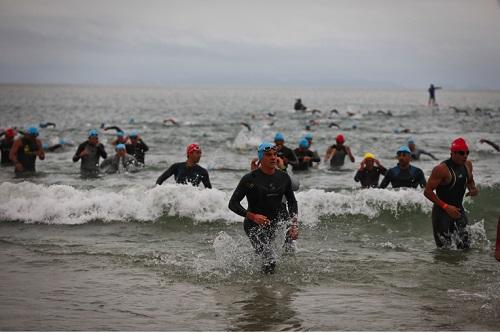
(116, 149), (126, 157)
(189, 150), (202, 163)
(364, 158), (374, 168)
(88, 136), (98, 145)
(260, 149), (277, 168)
(274, 140), (284, 148)
(408, 143), (416, 150)
(451, 150), (469, 165)
(397, 152), (411, 167)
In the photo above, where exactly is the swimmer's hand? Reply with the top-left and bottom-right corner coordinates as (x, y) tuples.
(444, 204), (462, 219)
(465, 187), (478, 197)
(246, 212), (269, 225)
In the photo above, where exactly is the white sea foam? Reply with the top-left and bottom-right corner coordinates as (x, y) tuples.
(0, 182), (434, 225)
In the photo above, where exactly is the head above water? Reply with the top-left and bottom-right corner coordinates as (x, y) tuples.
(299, 138), (309, 149)
(257, 142), (277, 161)
(5, 128), (16, 138)
(26, 126), (39, 137)
(336, 134), (345, 144)
(117, 131), (125, 137)
(115, 143), (126, 151)
(274, 132), (285, 143)
(129, 130), (138, 139)
(88, 129), (98, 138)
(304, 132), (313, 141)
(364, 152), (375, 160)
(450, 137), (469, 164)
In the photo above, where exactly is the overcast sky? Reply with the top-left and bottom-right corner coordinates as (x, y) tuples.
(1, 0), (500, 89)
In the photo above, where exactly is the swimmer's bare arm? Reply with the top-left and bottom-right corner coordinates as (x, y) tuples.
(9, 139), (23, 171)
(346, 146), (355, 163)
(324, 146), (335, 162)
(35, 139), (45, 160)
(424, 164), (462, 219)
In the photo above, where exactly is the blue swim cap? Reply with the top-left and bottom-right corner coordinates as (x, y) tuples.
(59, 138), (66, 145)
(116, 143), (126, 150)
(257, 142), (276, 161)
(299, 138), (309, 149)
(274, 132), (285, 142)
(397, 145), (411, 154)
(129, 130), (138, 137)
(27, 126), (39, 136)
(42, 143), (49, 150)
(407, 138), (415, 144)
(304, 132), (313, 140)
(117, 131), (125, 137)
(88, 129), (98, 137)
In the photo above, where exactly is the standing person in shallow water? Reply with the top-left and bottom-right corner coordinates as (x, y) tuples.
(428, 84), (442, 107)
(379, 146), (426, 189)
(0, 128), (17, 166)
(156, 143), (211, 188)
(424, 138), (478, 249)
(324, 134), (355, 169)
(354, 152), (387, 188)
(274, 132), (298, 172)
(125, 130), (149, 165)
(228, 142), (298, 274)
(9, 126), (45, 176)
(73, 129), (107, 177)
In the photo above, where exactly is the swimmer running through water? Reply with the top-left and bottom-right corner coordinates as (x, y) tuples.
(229, 142), (298, 274)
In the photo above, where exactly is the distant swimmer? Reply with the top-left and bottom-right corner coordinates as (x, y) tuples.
(103, 125), (123, 132)
(228, 142), (298, 274)
(428, 84), (442, 107)
(274, 132), (298, 172)
(304, 132), (321, 167)
(294, 98), (307, 111)
(376, 110), (393, 117)
(407, 139), (438, 161)
(39, 122), (56, 129)
(9, 126), (45, 176)
(479, 139), (500, 152)
(354, 153), (387, 188)
(72, 129), (107, 177)
(379, 146), (426, 189)
(293, 138), (320, 172)
(100, 144), (140, 174)
(240, 122), (252, 131)
(324, 134), (355, 169)
(424, 138), (478, 249)
(328, 122), (340, 129)
(156, 143), (211, 188)
(450, 106), (469, 116)
(163, 118), (180, 126)
(125, 130), (149, 164)
(329, 109), (339, 116)
(0, 128), (16, 166)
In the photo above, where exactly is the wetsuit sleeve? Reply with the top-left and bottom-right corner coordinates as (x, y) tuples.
(284, 175), (298, 217)
(287, 149), (299, 167)
(379, 169), (392, 188)
(420, 149), (437, 160)
(104, 126), (122, 132)
(228, 176), (250, 218)
(311, 151), (321, 163)
(202, 169), (212, 189)
(379, 166), (387, 175)
(98, 144), (107, 159)
(140, 141), (149, 152)
(417, 169), (427, 188)
(72, 143), (86, 162)
(156, 164), (177, 185)
(354, 170), (362, 183)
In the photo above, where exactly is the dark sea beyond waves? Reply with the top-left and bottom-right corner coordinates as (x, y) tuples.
(0, 85), (499, 330)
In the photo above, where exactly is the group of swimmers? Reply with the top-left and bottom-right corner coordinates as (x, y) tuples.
(0, 117), (492, 275)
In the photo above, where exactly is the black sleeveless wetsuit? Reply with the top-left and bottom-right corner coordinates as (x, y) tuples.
(228, 169), (298, 264)
(16, 138), (38, 173)
(432, 159), (470, 249)
(329, 144), (348, 168)
(354, 166), (387, 188)
(156, 162), (211, 188)
(0, 138), (14, 166)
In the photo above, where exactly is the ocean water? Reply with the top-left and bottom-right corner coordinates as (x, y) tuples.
(0, 85), (499, 330)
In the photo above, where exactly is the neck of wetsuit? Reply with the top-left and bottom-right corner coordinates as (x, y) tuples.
(260, 166), (276, 175)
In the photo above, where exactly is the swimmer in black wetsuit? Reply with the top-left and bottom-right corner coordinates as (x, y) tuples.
(0, 128), (16, 166)
(479, 139), (500, 152)
(408, 139), (438, 161)
(274, 132), (298, 172)
(156, 143), (211, 188)
(293, 138), (320, 172)
(424, 138), (478, 249)
(125, 130), (149, 164)
(379, 146), (426, 189)
(294, 98), (307, 111)
(354, 152), (387, 188)
(324, 134), (355, 169)
(73, 129), (107, 177)
(304, 132), (321, 168)
(9, 127), (45, 176)
(229, 142), (298, 274)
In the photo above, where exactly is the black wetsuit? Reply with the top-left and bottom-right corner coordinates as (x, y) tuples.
(293, 148), (321, 171)
(432, 159), (470, 249)
(329, 144), (348, 168)
(379, 164), (426, 189)
(126, 140), (149, 164)
(277, 145), (298, 171)
(16, 138), (39, 173)
(156, 162), (211, 188)
(354, 166), (387, 188)
(228, 169), (298, 265)
(0, 138), (14, 166)
(73, 141), (107, 176)
(294, 100), (307, 111)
